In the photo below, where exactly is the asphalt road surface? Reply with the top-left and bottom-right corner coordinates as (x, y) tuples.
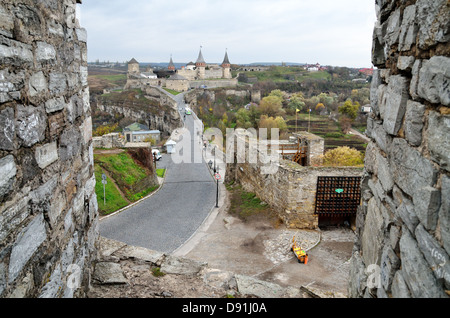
(99, 93), (216, 253)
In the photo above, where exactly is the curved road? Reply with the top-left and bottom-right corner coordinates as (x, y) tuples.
(99, 92), (216, 253)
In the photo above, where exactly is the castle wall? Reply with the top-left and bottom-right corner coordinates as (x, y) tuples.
(0, 0), (98, 297)
(349, 0), (450, 298)
(190, 79), (238, 89)
(225, 132), (362, 229)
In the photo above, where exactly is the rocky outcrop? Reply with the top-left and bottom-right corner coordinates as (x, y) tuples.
(95, 86), (182, 138)
(350, 0), (449, 298)
(88, 237), (308, 298)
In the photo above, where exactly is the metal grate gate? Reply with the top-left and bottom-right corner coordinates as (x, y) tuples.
(314, 176), (361, 217)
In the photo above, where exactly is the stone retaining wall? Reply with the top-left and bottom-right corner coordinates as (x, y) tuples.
(225, 132), (363, 229)
(349, 0), (450, 298)
(0, 0), (98, 297)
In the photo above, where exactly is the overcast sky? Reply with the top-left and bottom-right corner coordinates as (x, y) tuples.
(78, 0), (376, 68)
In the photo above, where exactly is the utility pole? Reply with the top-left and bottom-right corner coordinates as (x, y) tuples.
(213, 146), (219, 208)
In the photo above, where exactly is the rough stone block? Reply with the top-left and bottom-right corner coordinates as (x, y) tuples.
(413, 186), (441, 231)
(75, 28), (87, 43)
(59, 126), (81, 161)
(371, 121), (392, 154)
(377, 84), (387, 119)
(28, 71), (48, 97)
(361, 197), (384, 266)
(376, 152), (394, 192)
(0, 155), (16, 200)
(415, 224), (450, 289)
(0, 36), (33, 67)
(440, 175), (450, 255)
(45, 96), (66, 113)
(404, 100), (425, 146)
(0, 69), (24, 103)
(380, 245), (400, 292)
(0, 107), (15, 150)
(427, 111), (450, 171)
(49, 189), (66, 226)
(382, 75), (409, 135)
(395, 196), (419, 234)
(0, 192), (31, 243)
(49, 72), (67, 95)
(48, 20), (64, 37)
(8, 213), (47, 283)
(390, 138), (437, 198)
(39, 264), (63, 298)
(384, 9), (401, 47)
(418, 56), (450, 106)
(80, 116), (92, 144)
(370, 70), (382, 116)
(348, 251), (367, 297)
(36, 41), (56, 63)
(160, 255), (207, 276)
(409, 59), (422, 100)
(417, 0), (450, 49)
(397, 55), (415, 71)
(400, 227), (446, 297)
(16, 104), (46, 147)
(398, 5), (417, 52)
(35, 142), (58, 169)
(92, 262), (127, 285)
(0, 4), (14, 36)
(391, 270), (411, 298)
(80, 66), (88, 86)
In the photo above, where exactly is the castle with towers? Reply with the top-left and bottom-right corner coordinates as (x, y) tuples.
(125, 48), (236, 92)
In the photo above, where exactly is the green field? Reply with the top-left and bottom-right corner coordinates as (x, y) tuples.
(235, 66), (331, 83)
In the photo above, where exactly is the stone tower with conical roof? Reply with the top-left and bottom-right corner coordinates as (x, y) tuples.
(221, 50), (232, 79)
(195, 47), (206, 79)
(168, 55), (175, 71)
(127, 58), (140, 78)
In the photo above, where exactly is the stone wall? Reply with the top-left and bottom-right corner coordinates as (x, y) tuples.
(189, 79), (238, 89)
(225, 132), (363, 229)
(0, 0), (98, 297)
(349, 0), (449, 298)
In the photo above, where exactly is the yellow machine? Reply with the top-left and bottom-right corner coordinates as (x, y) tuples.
(291, 236), (308, 264)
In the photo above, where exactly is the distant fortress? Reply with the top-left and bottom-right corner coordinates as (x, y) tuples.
(125, 48), (237, 92)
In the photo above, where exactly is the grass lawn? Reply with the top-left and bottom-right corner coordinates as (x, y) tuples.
(163, 88), (181, 95)
(156, 168), (166, 178)
(95, 152), (147, 187)
(94, 151), (162, 215)
(226, 182), (279, 225)
(94, 166), (129, 215)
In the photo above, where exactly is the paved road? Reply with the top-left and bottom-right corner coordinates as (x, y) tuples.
(99, 92), (216, 253)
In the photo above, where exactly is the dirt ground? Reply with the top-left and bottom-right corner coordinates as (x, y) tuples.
(180, 192), (355, 297)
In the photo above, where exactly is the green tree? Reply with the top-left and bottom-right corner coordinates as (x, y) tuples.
(235, 108), (252, 129)
(258, 115), (287, 138)
(259, 95), (285, 118)
(322, 146), (364, 166)
(288, 95), (305, 112)
(318, 92), (334, 108)
(268, 89), (285, 102)
(338, 99), (360, 120)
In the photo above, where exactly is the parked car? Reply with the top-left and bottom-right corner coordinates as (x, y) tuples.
(152, 149), (162, 161)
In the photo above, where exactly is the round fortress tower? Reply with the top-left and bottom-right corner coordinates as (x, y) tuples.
(221, 50), (232, 79)
(195, 47), (206, 79)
